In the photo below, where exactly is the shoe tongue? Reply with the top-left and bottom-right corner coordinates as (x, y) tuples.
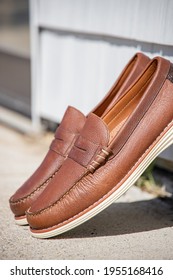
(59, 106), (86, 133)
(80, 113), (110, 146)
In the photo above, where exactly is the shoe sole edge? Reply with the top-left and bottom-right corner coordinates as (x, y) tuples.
(15, 216), (28, 226)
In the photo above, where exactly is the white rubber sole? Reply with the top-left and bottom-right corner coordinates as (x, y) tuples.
(15, 216), (28, 226)
(31, 123), (173, 238)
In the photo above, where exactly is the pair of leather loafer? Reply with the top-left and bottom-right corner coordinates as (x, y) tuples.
(9, 53), (173, 238)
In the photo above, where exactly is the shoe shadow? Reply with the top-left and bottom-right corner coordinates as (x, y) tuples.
(55, 197), (173, 239)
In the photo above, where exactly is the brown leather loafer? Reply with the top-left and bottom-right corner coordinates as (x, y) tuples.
(9, 52), (149, 225)
(27, 56), (173, 238)
(9, 106), (86, 224)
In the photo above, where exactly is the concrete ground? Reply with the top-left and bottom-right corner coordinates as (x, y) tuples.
(0, 123), (173, 260)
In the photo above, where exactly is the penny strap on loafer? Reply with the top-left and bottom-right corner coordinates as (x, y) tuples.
(68, 113), (110, 167)
(50, 106), (86, 158)
(50, 128), (78, 158)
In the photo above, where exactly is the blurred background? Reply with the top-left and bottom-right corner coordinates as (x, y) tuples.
(0, 0), (173, 170)
(0, 0), (30, 116)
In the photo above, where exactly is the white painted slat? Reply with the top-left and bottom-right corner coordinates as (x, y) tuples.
(38, 0), (173, 45)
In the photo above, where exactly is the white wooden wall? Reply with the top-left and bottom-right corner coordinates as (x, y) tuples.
(30, 0), (173, 162)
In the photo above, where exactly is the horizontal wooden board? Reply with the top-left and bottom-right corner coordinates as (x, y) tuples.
(37, 0), (173, 45)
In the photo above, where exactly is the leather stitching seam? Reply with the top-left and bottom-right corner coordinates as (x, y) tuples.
(10, 169), (60, 205)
